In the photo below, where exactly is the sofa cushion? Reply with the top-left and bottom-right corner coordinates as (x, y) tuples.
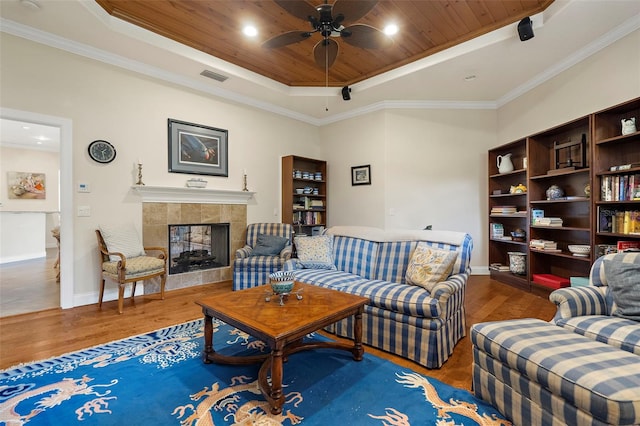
(295, 235), (334, 267)
(604, 259), (640, 321)
(250, 234), (288, 256)
(471, 318), (640, 426)
(332, 235), (378, 279)
(340, 279), (440, 318)
(405, 243), (458, 291)
(102, 256), (164, 277)
(293, 268), (369, 291)
(555, 315), (640, 355)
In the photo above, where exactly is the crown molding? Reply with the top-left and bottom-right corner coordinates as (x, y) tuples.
(0, 18), (322, 126)
(2, 13), (638, 126)
(497, 13), (640, 107)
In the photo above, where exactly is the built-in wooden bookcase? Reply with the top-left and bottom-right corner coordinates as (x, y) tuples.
(488, 140), (529, 290)
(281, 155), (327, 236)
(592, 98), (640, 252)
(488, 97), (640, 293)
(527, 116), (592, 292)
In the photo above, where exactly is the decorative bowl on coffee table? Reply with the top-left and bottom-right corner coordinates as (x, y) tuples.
(269, 271), (295, 294)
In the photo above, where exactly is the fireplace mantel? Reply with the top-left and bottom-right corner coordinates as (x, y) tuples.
(131, 185), (255, 204)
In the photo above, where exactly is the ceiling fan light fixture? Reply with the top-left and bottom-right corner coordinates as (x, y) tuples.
(384, 24), (398, 36)
(243, 25), (258, 37)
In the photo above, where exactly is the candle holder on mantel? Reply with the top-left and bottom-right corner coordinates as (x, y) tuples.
(242, 173), (248, 191)
(136, 163), (145, 186)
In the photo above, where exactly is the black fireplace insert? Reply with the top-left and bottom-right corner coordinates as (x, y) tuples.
(168, 223), (229, 274)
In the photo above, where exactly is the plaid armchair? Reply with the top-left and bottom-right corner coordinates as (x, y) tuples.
(232, 223), (293, 290)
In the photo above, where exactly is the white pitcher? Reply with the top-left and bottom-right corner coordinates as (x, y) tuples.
(497, 153), (514, 174)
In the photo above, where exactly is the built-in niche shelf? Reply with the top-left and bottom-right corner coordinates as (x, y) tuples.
(131, 185), (255, 204)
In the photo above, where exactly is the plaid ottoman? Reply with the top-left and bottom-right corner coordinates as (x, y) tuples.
(471, 318), (640, 426)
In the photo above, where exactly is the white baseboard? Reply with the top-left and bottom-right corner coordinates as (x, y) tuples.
(0, 251), (46, 264)
(470, 266), (490, 275)
(73, 284), (145, 308)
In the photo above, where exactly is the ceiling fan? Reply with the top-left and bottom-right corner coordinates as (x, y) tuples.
(263, 0), (393, 69)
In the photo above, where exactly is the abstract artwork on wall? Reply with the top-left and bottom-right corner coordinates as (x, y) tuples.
(7, 171), (46, 199)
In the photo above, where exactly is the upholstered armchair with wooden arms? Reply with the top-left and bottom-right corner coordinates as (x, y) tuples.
(96, 225), (167, 314)
(232, 222), (293, 290)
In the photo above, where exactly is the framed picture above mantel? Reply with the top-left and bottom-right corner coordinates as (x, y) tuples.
(168, 119), (228, 177)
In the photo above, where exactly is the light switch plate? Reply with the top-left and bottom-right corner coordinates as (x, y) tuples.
(77, 206), (91, 217)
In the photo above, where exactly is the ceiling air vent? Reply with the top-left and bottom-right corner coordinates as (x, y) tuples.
(200, 70), (228, 82)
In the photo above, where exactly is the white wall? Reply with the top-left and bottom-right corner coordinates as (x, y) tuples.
(320, 111), (387, 228)
(322, 108), (496, 271)
(0, 34), (321, 304)
(497, 30), (640, 143)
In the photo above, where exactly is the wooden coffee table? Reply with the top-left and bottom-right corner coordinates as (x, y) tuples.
(195, 281), (368, 414)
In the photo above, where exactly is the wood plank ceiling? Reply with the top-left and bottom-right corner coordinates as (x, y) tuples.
(95, 0), (554, 87)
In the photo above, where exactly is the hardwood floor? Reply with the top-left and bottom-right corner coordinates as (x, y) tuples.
(0, 275), (556, 390)
(0, 248), (59, 317)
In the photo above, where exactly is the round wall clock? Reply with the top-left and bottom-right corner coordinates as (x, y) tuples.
(88, 140), (116, 164)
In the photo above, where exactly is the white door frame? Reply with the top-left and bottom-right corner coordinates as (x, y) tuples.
(1, 107), (74, 309)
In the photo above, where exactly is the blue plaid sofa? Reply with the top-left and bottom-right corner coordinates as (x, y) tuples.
(233, 223), (293, 291)
(471, 252), (640, 426)
(284, 226), (473, 369)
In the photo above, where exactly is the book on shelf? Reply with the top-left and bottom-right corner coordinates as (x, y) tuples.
(530, 248), (562, 253)
(598, 207), (640, 234)
(534, 217), (563, 226)
(491, 223), (504, 238)
(610, 163), (640, 171)
(489, 263), (511, 272)
(532, 274), (570, 290)
(529, 239), (557, 250)
(600, 174), (640, 201)
(491, 206), (517, 214)
(531, 209), (544, 221)
(617, 240), (640, 252)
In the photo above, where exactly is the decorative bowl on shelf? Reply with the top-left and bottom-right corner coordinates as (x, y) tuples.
(269, 271), (295, 294)
(510, 228), (526, 241)
(568, 245), (590, 257)
(295, 188), (304, 194)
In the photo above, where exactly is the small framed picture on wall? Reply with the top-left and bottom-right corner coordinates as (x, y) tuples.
(351, 164), (371, 186)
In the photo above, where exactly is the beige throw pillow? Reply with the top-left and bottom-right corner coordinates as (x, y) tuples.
(99, 223), (146, 262)
(406, 243), (459, 291)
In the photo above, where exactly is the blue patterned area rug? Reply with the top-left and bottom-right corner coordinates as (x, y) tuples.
(0, 319), (510, 425)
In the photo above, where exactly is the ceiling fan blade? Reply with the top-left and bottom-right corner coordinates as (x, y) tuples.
(262, 31), (311, 49)
(273, 0), (318, 23)
(341, 24), (392, 49)
(332, 0), (378, 24)
(313, 39), (339, 69)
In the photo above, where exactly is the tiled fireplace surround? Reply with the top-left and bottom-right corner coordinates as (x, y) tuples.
(140, 202), (247, 293)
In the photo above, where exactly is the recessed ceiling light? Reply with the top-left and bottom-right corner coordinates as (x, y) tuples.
(384, 24), (398, 36)
(243, 25), (258, 37)
(22, 125), (30, 130)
